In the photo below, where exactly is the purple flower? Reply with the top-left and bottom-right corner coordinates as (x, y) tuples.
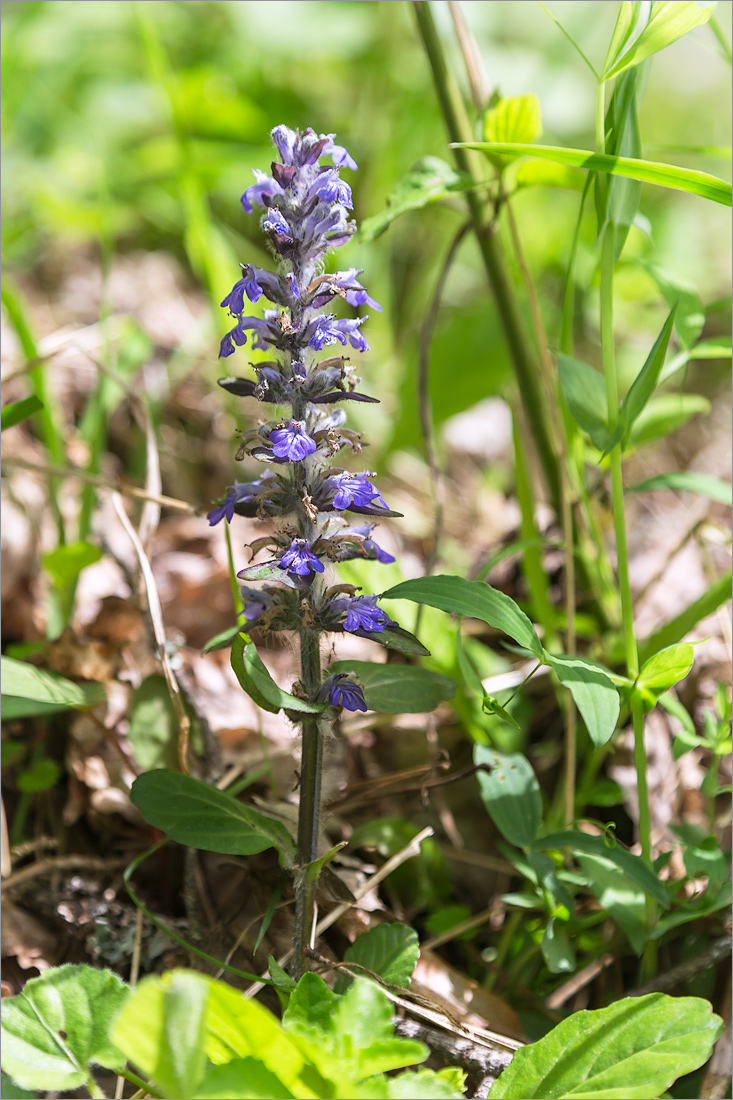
(287, 273), (299, 300)
(270, 124), (297, 165)
(279, 538), (324, 577)
(343, 596), (396, 634)
(207, 478), (272, 526)
(269, 420), (317, 461)
(336, 269), (381, 312)
(239, 586), (274, 622)
(321, 673), (367, 712)
(307, 315), (345, 351)
(311, 171), (353, 209)
(320, 134), (358, 171)
(219, 321), (248, 358)
(332, 472), (388, 511)
(241, 169), (284, 214)
(332, 316), (369, 352)
(263, 207), (292, 239)
(221, 265), (264, 312)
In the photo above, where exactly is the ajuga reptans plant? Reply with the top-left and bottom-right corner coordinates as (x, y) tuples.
(208, 125), (425, 975)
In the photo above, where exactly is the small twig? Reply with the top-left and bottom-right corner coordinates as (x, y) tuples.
(2, 455), (194, 513)
(4, 854), (126, 892)
(244, 826), (436, 998)
(395, 1014), (512, 1077)
(0, 797), (11, 878)
(111, 491), (192, 772)
(420, 905), (496, 952)
(630, 934), (732, 997)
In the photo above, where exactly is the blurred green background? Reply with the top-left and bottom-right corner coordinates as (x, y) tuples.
(2, 0), (731, 463)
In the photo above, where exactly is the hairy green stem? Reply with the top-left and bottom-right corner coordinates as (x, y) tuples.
(293, 628), (323, 980)
(412, 0), (560, 512)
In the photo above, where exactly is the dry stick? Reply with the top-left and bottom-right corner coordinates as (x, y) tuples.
(448, 0), (490, 112)
(3, 854), (126, 892)
(545, 953), (615, 1009)
(0, 797), (11, 878)
(111, 491), (192, 773)
(244, 825), (435, 998)
(2, 455), (194, 513)
(630, 934), (732, 997)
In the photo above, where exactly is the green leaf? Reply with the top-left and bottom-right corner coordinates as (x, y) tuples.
(0, 965), (128, 1093)
(487, 993), (723, 1099)
(627, 470), (732, 504)
(453, 142), (732, 206)
(231, 633), (323, 714)
(193, 1058), (298, 1100)
(0, 1072), (35, 1099)
(603, 1), (717, 79)
(639, 263), (705, 348)
(1, 395), (43, 431)
(577, 852), (650, 954)
(546, 654), (620, 747)
(0, 657), (105, 709)
(604, 307), (677, 453)
(482, 94), (542, 168)
(383, 575), (543, 658)
(661, 335), (731, 384)
(127, 674), (180, 771)
(603, 1), (643, 76)
(111, 969), (207, 1098)
(130, 768), (296, 866)
(541, 917), (577, 974)
(475, 746), (542, 848)
(335, 922), (420, 994)
(328, 660), (455, 713)
(201, 623), (241, 655)
(359, 157), (472, 242)
(17, 757), (61, 793)
(636, 644), (695, 711)
(359, 624), (432, 657)
(237, 560), (301, 588)
(639, 571), (732, 664)
(481, 694), (521, 729)
(531, 831), (670, 908)
(0, 697), (71, 720)
(556, 354), (609, 450)
(628, 392), (710, 448)
(597, 69), (643, 258)
(386, 1069), (466, 1099)
(42, 542), (103, 589)
(283, 975), (428, 1085)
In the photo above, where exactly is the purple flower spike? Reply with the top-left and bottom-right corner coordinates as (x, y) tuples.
(280, 538), (324, 576)
(343, 595), (396, 634)
(332, 472), (388, 511)
(322, 673), (367, 712)
(313, 171), (353, 209)
(270, 420), (317, 461)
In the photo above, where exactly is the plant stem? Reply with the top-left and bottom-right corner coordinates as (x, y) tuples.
(293, 628), (323, 980)
(412, 0), (560, 513)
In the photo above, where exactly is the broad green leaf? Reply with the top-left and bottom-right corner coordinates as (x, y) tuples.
(514, 159), (585, 192)
(556, 354), (609, 450)
(42, 542), (103, 589)
(636, 644), (694, 711)
(0, 965), (128, 1093)
(454, 142), (732, 206)
(0, 1072), (35, 1099)
(237, 560), (300, 588)
(603, 1), (717, 78)
(475, 746), (542, 848)
(201, 623), (241, 655)
(359, 157), (472, 242)
(0, 697), (71, 720)
(531, 831), (670, 907)
(627, 470), (732, 504)
(17, 757), (61, 793)
(639, 263), (705, 348)
(487, 993), (723, 1098)
(193, 1058), (298, 1100)
(577, 852), (649, 954)
(0, 657), (105, 709)
(127, 674), (179, 771)
(546, 654), (620, 746)
(130, 768), (296, 866)
(335, 922), (419, 994)
(482, 94), (542, 168)
(231, 633), (324, 714)
(110, 969), (207, 1098)
(284, 975), (428, 1085)
(628, 393), (710, 448)
(604, 307), (677, 453)
(1, 395), (43, 431)
(383, 576), (543, 658)
(386, 1069), (465, 1099)
(328, 660), (455, 713)
(541, 917), (577, 974)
